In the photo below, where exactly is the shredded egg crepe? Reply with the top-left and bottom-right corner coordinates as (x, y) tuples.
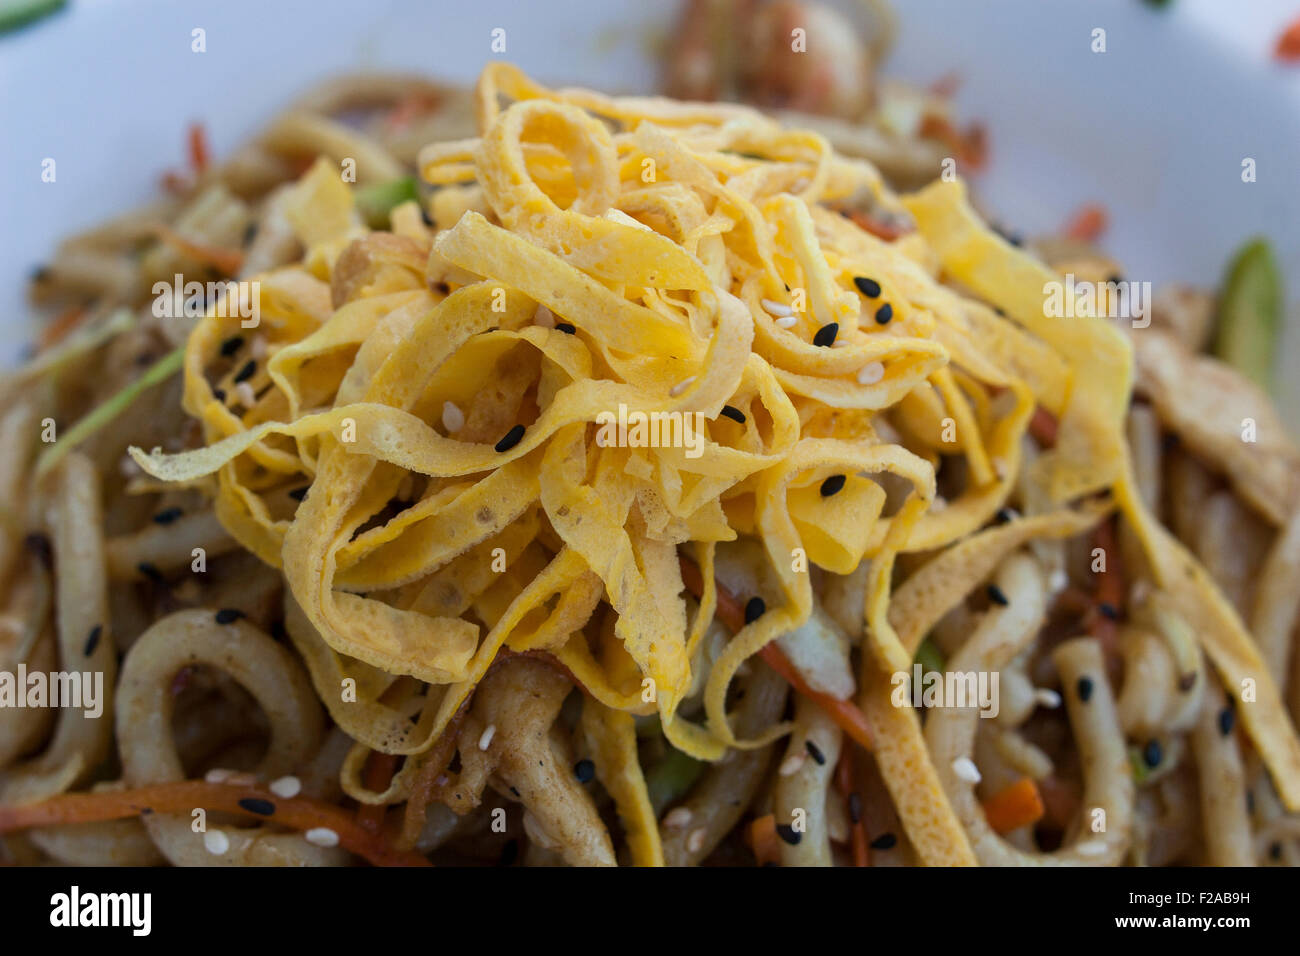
(127, 64), (1300, 860)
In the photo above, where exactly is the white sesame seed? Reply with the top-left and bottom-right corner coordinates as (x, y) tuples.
(534, 305), (555, 328)
(269, 775), (301, 799)
(951, 756), (982, 784)
(663, 807), (694, 829)
(234, 381), (257, 408)
(442, 400), (465, 434)
(832, 338), (848, 348)
(779, 753), (806, 776)
(761, 298), (793, 317)
(203, 828), (230, 855)
(1035, 688), (1063, 709)
(1130, 579), (1151, 606)
(857, 361), (885, 385)
(775, 314), (799, 329)
(930, 495), (949, 512)
(1048, 569), (1070, 594)
(478, 724), (497, 750)
(250, 335), (268, 360)
(669, 376), (696, 397)
(687, 827), (707, 853)
(1074, 840), (1107, 857)
(305, 827), (340, 848)
(204, 768), (234, 784)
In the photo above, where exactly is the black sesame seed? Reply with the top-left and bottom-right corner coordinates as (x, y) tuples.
(874, 303), (894, 325)
(215, 608), (245, 625)
(853, 276), (882, 298)
(288, 486), (309, 502)
(743, 596), (766, 625)
(213, 388), (227, 401)
(573, 758), (596, 783)
(237, 797), (275, 817)
(1218, 706), (1235, 736)
(152, 507), (183, 525)
(775, 824), (801, 846)
(494, 424), (525, 453)
(509, 786), (521, 798)
(24, 533), (53, 569)
(1076, 677), (1095, 703)
(242, 223), (258, 247)
(847, 792), (863, 824)
(83, 624), (102, 657)
(233, 359), (256, 383)
(719, 405), (746, 424)
(555, 322), (576, 334)
(219, 336), (244, 357)
(819, 474), (846, 497)
(986, 584), (1009, 606)
(1098, 601), (1120, 621)
(804, 740), (826, 765)
(869, 833), (897, 851)
(812, 322), (839, 347)
(1142, 739), (1162, 768)
(995, 507), (1016, 525)
(137, 562), (164, 584)
(498, 838), (519, 866)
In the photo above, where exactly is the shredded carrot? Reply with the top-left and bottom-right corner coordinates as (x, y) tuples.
(1062, 202), (1108, 242)
(981, 776), (1045, 834)
(845, 210), (910, 242)
(0, 780), (429, 866)
(757, 644), (874, 751)
(188, 122), (210, 174)
(1029, 406), (1059, 448)
(386, 90), (441, 133)
(747, 813), (782, 866)
(151, 224), (244, 275)
(356, 751), (400, 834)
(678, 555), (874, 751)
(1276, 15), (1300, 61)
(37, 304), (89, 352)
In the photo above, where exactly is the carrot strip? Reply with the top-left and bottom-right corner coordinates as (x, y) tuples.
(37, 304), (89, 352)
(356, 751), (400, 834)
(1276, 15), (1300, 61)
(188, 122), (210, 174)
(1062, 203), (1108, 242)
(151, 224), (244, 275)
(981, 777), (1045, 834)
(846, 210), (910, 242)
(747, 814), (782, 866)
(678, 555), (874, 751)
(1029, 406), (1059, 448)
(0, 781), (430, 866)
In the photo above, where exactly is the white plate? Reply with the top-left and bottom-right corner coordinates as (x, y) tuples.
(3, 0), (1297, 408)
